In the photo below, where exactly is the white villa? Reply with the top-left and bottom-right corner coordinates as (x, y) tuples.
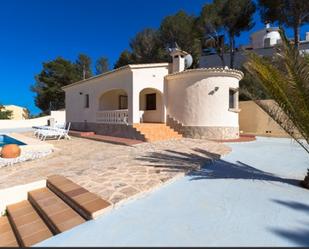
(63, 48), (243, 141)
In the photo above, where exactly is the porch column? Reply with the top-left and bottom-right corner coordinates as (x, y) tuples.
(128, 89), (140, 124)
(132, 89), (140, 124)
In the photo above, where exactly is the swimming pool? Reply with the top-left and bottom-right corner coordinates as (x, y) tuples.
(0, 135), (26, 147)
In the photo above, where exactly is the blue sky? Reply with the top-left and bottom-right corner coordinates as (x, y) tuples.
(0, 0), (308, 115)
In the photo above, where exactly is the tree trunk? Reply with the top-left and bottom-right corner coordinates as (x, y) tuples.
(229, 34), (235, 68)
(218, 46), (226, 67)
(217, 35), (225, 67)
(220, 53), (226, 67)
(293, 25), (299, 49)
(293, 18), (301, 49)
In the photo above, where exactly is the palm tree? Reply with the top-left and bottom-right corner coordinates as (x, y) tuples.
(242, 29), (309, 186)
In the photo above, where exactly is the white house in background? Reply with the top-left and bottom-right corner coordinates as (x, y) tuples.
(63, 47), (243, 141)
(200, 23), (309, 69)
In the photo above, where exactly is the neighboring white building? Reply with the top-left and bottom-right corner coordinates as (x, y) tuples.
(250, 23), (281, 49)
(63, 48), (243, 141)
(200, 23), (309, 69)
(2, 105), (29, 120)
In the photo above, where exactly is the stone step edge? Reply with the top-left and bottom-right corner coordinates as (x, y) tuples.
(46, 181), (91, 221)
(6, 207), (27, 247)
(46, 180), (112, 220)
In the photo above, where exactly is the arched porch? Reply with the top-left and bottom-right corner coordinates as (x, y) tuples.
(139, 88), (164, 123)
(97, 89), (129, 124)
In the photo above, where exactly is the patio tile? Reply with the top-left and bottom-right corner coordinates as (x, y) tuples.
(1, 134), (230, 208)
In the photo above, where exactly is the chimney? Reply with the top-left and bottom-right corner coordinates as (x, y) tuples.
(169, 43), (188, 73)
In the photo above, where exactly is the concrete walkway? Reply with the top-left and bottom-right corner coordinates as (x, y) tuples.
(37, 137), (309, 247)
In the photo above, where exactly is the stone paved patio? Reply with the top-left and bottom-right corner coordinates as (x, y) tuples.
(0, 132), (230, 204)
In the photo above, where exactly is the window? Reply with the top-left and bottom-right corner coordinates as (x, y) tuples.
(146, 93), (156, 110)
(119, 95), (128, 109)
(229, 89), (237, 109)
(85, 94), (89, 108)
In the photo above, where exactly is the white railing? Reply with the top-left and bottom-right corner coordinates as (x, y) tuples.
(96, 109), (129, 125)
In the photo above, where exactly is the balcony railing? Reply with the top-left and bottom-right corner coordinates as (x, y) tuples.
(96, 109), (128, 124)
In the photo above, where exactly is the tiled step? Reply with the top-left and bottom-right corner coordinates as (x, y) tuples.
(0, 216), (19, 247)
(137, 129), (181, 135)
(139, 130), (182, 137)
(133, 123), (182, 142)
(28, 187), (86, 234)
(6, 200), (53, 247)
(47, 175), (111, 220)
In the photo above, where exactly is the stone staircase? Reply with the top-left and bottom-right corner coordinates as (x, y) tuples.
(133, 123), (182, 142)
(0, 175), (111, 247)
(166, 115), (186, 136)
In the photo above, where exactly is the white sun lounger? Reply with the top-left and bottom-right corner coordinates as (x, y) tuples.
(33, 123), (67, 137)
(37, 122), (71, 141)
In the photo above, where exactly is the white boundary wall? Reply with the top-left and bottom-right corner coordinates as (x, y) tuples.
(0, 110), (65, 130)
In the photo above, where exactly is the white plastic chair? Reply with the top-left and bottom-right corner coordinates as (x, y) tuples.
(57, 122), (71, 140)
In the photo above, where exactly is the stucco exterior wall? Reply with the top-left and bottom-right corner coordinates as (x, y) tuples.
(64, 64), (169, 125)
(131, 66), (168, 123)
(166, 69), (240, 127)
(239, 100), (289, 137)
(64, 68), (133, 123)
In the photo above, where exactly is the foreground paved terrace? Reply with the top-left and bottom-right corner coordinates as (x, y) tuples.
(0, 132), (230, 204)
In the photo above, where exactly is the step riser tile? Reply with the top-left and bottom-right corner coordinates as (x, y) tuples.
(28, 188), (85, 234)
(0, 216), (19, 247)
(6, 200), (53, 247)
